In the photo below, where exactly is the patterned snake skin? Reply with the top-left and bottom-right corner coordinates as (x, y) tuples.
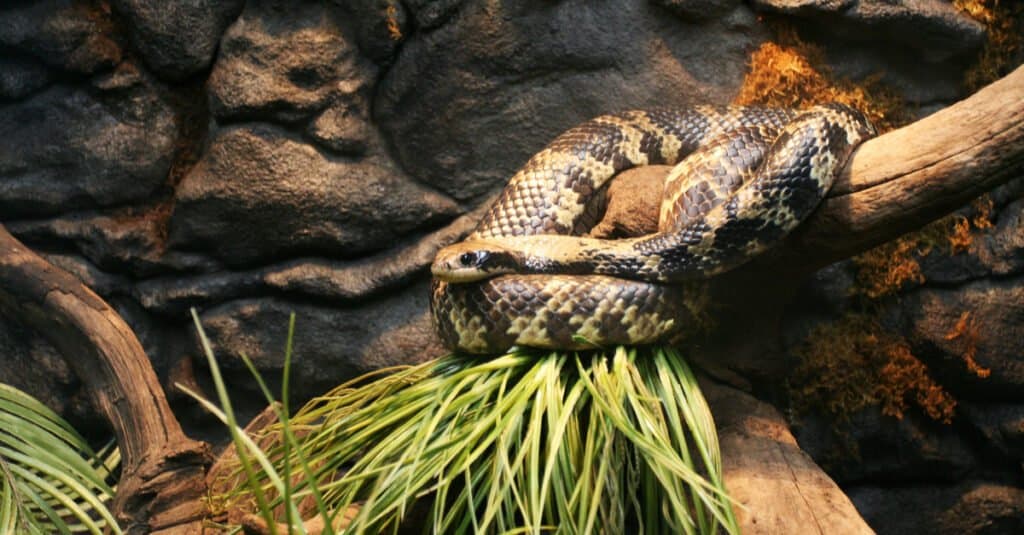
(431, 104), (875, 354)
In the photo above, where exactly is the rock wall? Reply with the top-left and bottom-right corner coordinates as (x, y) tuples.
(0, 0), (1021, 532)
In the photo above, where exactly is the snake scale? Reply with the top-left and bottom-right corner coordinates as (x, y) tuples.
(430, 104), (875, 354)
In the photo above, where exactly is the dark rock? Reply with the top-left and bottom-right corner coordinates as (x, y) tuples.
(338, 0), (408, 63)
(306, 102), (370, 155)
(135, 271), (263, 318)
(12, 209), (222, 277)
(111, 0), (244, 81)
(961, 402), (1024, 467)
(208, 0), (375, 123)
(260, 208), (481, 300)
(404, 0), (463, 30)
(750, 0), (984, 59)
(375, 0), (766, 200)
(794, 408), (977, 484)
(918, 197), (1024, 284)
(651, 0), (743, 22)
(0, 64), (177, 218)
(42, 253), (131, 298)
(192, 280), (445, 400)
(0, 54), (53, 100)
(137, 209), (481, 315)
(849, 481), (1024, 535)
(750, 0), (986, 105)
(0, 0), (121, 74)
(0, 316), (95, 431)
(893, 277), (1024, 401)
(168, 124), (461, 267)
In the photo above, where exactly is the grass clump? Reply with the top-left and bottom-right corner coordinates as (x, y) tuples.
(189, 312), (736, 534)
(0, 383), (121, 534)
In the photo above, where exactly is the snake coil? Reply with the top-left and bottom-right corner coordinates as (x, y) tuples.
(431, 104), (875, 354)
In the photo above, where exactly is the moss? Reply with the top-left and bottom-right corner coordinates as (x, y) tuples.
(944, 311), (992, 379)
(733, 22), (911, 132)
(790, 314), (957, 425)
(851, 197), (996, 298)
(385, 2), (402, 41)
(735, 20), (1009, 429)
(955, 0), (1024, 92)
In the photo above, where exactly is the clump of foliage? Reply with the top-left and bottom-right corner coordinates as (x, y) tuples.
(189, 313), (737, 535)
(852, 196), (995, 299)
(733, 23), (911, 132)
(789, 314), (956, 425)
(0, 383), (121, 534)
(955, 0), (1024, 92)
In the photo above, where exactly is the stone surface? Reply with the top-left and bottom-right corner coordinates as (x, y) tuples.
(849, 481), (1024, 535)
(137, 208), (481, 316)
(918, 196), (1024, 284)
(0, 64), (177, 217)
(168, 125), (460, 267)
(751, 0), (987, 105)
(339, 0), (409, 63)
(306, 102), (370, 155)
(893, 278), (1024, 401)
(405, 0), (464, 30)
(793, 408), (977, 484)
(208, 0), (374, 123)
(0, 0), (121, 74)
(111, 0), (244, 80)
(651, 0), (743, 22)
(0, 317), (95, 432)
(376, 0), (766, 200)
(0, 54), (53, 100)
(192, 280), (444, 398)
(7, 209), (217, 277)
(961, 402), (1024, 467)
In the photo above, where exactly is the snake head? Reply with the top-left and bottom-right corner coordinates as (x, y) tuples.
(431, 240), (519, 282)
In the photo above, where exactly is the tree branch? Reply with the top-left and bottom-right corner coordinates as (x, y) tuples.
(0, 225), (210, 534)
(595, 64), (1024, 274)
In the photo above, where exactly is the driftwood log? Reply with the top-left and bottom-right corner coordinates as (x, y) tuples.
(0, 65), (1021, 532)
(0, 223), (211, 534)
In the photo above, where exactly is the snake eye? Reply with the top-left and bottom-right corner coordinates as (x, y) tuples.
(459, 252), (477, 267)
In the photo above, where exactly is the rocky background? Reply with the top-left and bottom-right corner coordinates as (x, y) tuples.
(0, 0), (1021, 533)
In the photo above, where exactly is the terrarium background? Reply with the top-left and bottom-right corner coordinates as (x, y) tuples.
(0, 1), (1022, 532)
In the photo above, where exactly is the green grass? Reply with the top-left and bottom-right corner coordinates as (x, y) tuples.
(187, 311), (738, 534)
(0, 383), (121, 534)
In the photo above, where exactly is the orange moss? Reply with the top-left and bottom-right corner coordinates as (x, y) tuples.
(385, 3), (402, 41)
(955, 0), (1024, 92)
(971, 195), (996, 230)
(790, 314), (957, 424)
(734, 23), (911, 132)
(944, 311), (992, 378)
(876, 343), (956, 423)
(947, 217), (974, 255)
(853, 238), (927, 299)
(852, 195), (998, 297)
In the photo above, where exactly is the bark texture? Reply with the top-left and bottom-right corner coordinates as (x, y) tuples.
(0, 225), (210, 534)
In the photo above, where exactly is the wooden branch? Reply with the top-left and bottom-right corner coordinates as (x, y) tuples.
(0, 225), (210, 534)
(595, 64), (1024, 274)
(699, 378), (874, 534)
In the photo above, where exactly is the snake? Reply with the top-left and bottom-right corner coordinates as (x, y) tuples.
(429, 104), (875, 354)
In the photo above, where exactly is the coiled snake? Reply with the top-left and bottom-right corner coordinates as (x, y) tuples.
(430, 104), (875, 354)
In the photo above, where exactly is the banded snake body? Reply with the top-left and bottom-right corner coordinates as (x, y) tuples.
(430, 104), (875, 354)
